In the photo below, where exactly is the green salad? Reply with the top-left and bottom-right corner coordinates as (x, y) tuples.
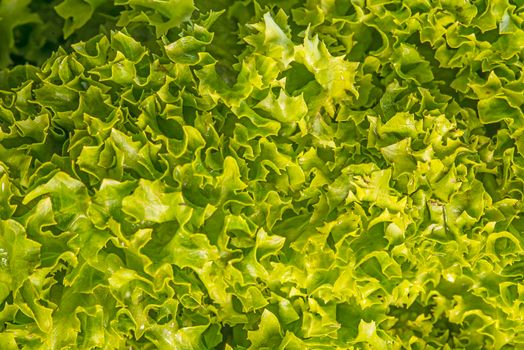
(0, 0), (523, 349)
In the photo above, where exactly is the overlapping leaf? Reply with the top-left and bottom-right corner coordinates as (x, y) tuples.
(0, 0), (524, 349)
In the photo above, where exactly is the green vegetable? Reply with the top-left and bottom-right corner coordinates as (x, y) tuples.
(0, 0), (523, 349)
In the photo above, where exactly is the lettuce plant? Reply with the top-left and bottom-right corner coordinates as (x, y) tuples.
(0, 0), (523, 349)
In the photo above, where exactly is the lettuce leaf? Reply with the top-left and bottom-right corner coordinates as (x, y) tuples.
(0, 0), (523, 349)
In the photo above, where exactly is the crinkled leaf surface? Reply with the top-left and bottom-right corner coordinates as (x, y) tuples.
(0, 0), (524, 349)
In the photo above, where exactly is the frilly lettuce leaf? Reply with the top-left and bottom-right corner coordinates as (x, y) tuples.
(0, 0), (523, 349)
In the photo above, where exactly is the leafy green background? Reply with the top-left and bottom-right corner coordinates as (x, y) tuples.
(0, 0), (524, 349)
